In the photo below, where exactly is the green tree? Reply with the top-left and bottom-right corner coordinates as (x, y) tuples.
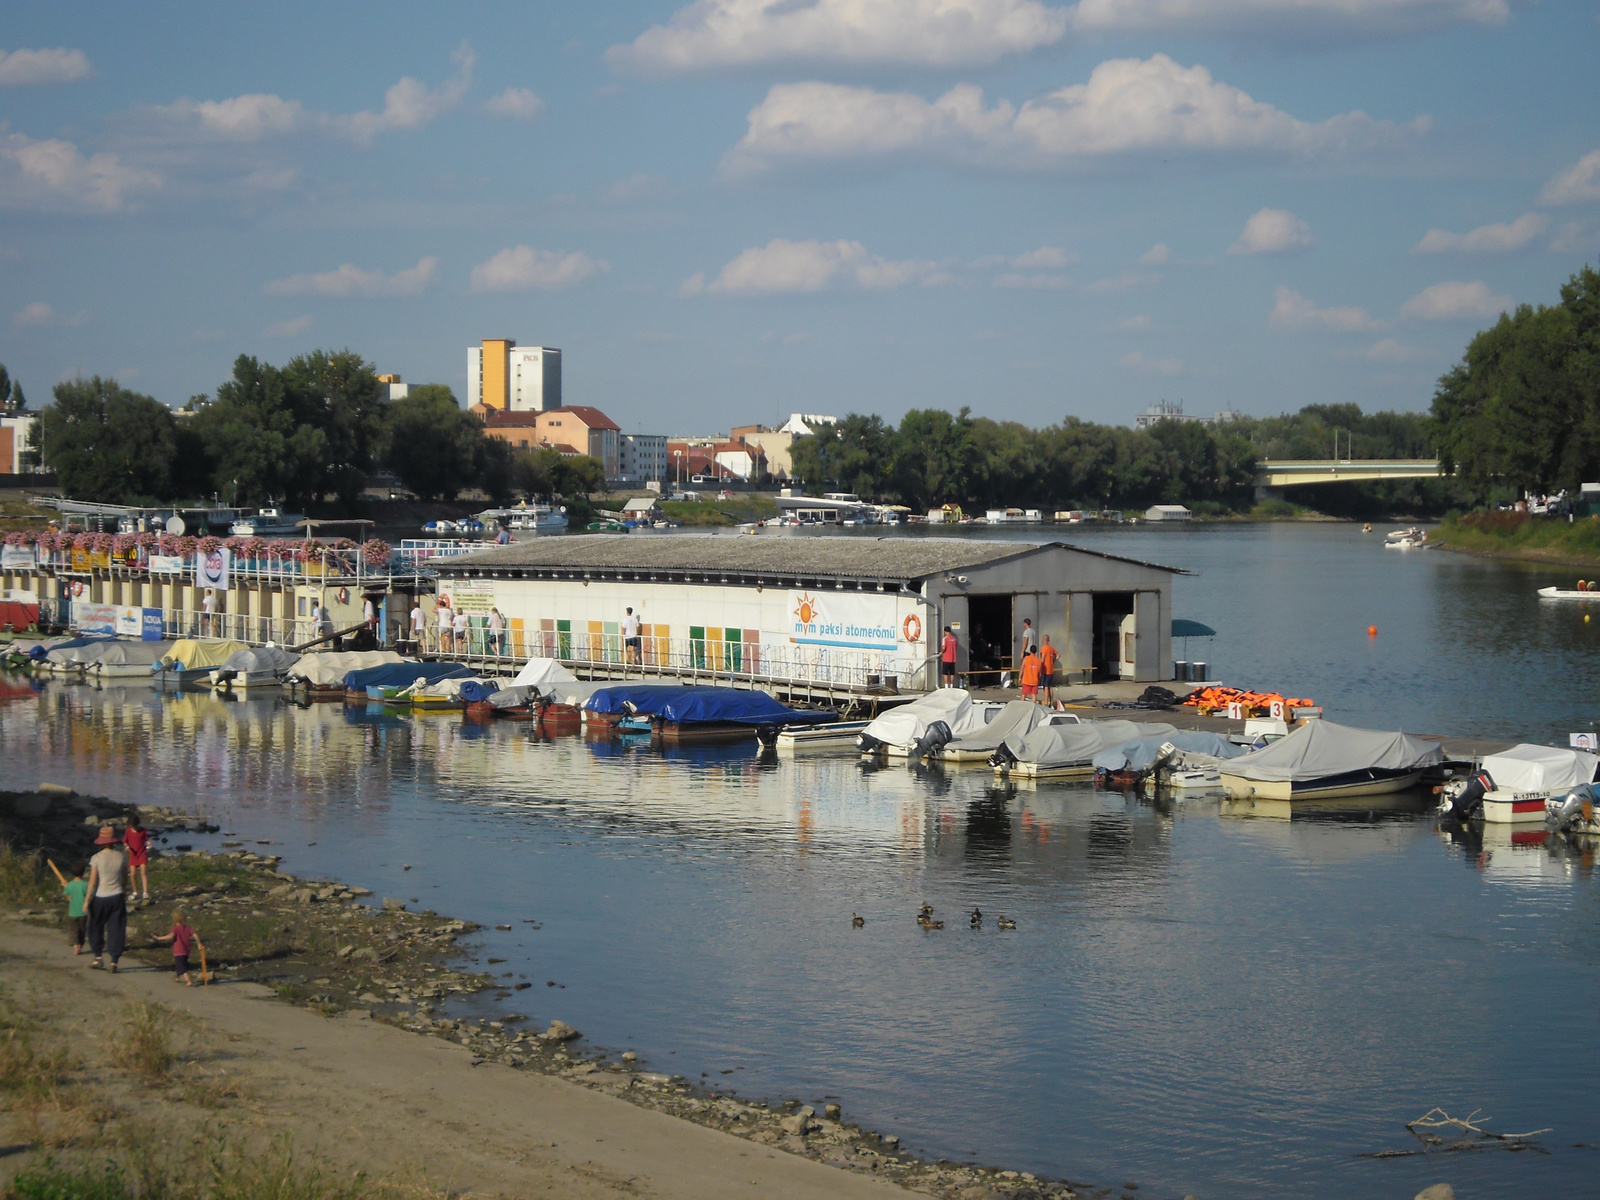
(789, 413), (894, 495)
(380, 384), (482, 501)
(191, 355), (327, 507)
(475, 435), (516, 505)
(891, 407), (974, 509)
(34, 377), (178, 502)
(281, 350), (385, 506)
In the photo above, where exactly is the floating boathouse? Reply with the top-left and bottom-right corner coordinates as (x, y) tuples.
(436, 537), (1186, 693)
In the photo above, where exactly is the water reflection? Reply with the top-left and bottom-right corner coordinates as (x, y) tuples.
(3, 678), (1598, 1200)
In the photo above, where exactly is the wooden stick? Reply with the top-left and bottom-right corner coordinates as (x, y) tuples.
(196, 936), (211, 985)
(46, 858), (68, 887)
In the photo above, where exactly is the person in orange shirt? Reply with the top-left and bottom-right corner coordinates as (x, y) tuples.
(1039, 634), (1059, 704)
(1019, 645), (1043, 700)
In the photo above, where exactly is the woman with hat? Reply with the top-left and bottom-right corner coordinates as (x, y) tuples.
(84, 825), (131, 972)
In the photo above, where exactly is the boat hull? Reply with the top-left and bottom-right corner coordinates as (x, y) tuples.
(1218, 767), (1425, 800)
(995, 761), (1095, 780)
(1537, 586), (1600, 601)
(1480, 790), (1555, 824)
(775, 720), (869, 752)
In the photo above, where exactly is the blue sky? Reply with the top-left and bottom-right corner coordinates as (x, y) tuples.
(2, 0), (1598, 436)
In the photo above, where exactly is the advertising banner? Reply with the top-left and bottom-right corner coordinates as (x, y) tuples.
(195, 546), (231, 591)
(74, 603), (118, 634)
(149, 555), (185, 574)
(0, 545), (35, 569)
(141, 608), (164, 640)
(787, 590), (901, 652)
(443, 580), (496, 615)
(70, 549), (112, 571)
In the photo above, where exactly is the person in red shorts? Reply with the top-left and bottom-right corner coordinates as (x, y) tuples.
(1039, 635), (1060, 705)
(122, 813), (151, 904)
(1019, 645), (1043, 700)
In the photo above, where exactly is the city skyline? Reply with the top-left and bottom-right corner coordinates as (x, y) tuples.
(2, 0), (1597, 432)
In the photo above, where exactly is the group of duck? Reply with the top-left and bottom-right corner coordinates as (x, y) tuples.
(848, 903), (1017, 932)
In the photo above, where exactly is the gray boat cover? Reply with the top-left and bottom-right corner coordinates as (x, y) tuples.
(1479, 743), (1599, 793)
(861, 689), (988, 748)
(48, 640), (121, 666)
(510, 657), (580, 689)
(488, 685), (536, 709)
(943, 701), (1053, 753)
(87, 641), (171, 668)
(287, 650), (408, 686)
(1092, 730), (1244, 773)
(1001, 720), (1177, 768)
(218, 646), (301, 674)
(1220, 719), (1443, 783)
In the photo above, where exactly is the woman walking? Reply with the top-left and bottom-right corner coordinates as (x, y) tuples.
(84, 825), (130, 973)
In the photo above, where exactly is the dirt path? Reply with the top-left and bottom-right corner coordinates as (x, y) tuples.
(0, 919), (918, 1200)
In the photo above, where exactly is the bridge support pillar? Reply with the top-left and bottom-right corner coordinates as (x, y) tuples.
(1254, 485), (1285, 503)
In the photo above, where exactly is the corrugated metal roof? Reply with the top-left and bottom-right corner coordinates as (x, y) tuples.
(439, 536), (1184, 581)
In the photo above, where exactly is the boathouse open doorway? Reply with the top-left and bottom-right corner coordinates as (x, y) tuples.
(1091, 591), (1135, 681)
(965, 593), (1013, 687)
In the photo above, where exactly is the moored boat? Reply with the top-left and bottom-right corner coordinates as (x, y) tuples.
(1220, 720), (1443, 800)
(991, 719), (1176, 780)
(1537, 584), (1600, 601)
(285, 650), (410, 699)
(154, 639), (250, 687)
(209, 645), (300, 691)
(86, 640), (175, 679)
(1439, 743), (1600, 824)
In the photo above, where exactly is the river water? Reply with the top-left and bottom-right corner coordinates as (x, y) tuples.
(5, 524), (1599, 1200)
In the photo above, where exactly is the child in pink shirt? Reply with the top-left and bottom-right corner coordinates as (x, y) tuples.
(153, 909), (198, 986)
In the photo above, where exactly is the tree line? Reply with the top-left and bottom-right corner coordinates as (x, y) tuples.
(789, 403), (1443, 515)
(1431, 264), (1600, 497)
(23, 352), (606, 508)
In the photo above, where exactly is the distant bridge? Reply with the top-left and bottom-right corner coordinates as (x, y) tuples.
(1253, 459), (1440, 492)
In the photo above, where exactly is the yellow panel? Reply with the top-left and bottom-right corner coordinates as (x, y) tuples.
(481, 338), (513, 409)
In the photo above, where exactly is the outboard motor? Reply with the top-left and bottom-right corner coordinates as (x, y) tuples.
(988, 741), (1019, 771)
(756, 724), (781, 748)
(1441, 770), (1493, 821)
(1547, 783), (1596, 831)
(857, 731), (887, 755)
(909, 720), (954, 762)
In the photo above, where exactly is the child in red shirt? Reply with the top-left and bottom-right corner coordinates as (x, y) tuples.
(122, 815), (150, 904)
(153, 909), (197, 986)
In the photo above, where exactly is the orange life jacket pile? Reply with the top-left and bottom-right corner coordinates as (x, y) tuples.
(1181, 686), (1314, 717)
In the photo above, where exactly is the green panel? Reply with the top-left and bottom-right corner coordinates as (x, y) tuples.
(689, 625), (706, 669)
(556, 618), (571, 659)
(724, 628), (742, 672)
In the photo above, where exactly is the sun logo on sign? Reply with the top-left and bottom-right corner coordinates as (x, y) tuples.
(793, 591), (819, 630)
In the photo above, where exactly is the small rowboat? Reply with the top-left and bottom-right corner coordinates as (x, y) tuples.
(1537, 586), (1600, 601)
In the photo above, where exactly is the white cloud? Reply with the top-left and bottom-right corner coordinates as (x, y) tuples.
(607, 0), (1069, 72)
(265, 315), (312, 338)
(0, 47), (93, 86)
(1270, 286), (1379, 331)
(1415, 212), (1546, 253)
(485, 87), (546, 122)
(1116, 314), (1152, 331)
(1086, 271), (1156, 293)
(1119, 350), (1181, 375)
(1138, 243), (1170, 265)
(1072, 0), (1510, 39)
(1344, 338), (1427, 362)
(1400, 279), (1510, 320)
(1230, 207), (1313, 255)
(724, 55), (1424, 175)
(265, 257), (439, 299)
(682, 238), (946, 296)
(993, 271), (1071, 288)
(0, 132), (158, 212)
(155, 44), (474, 145)
(470, 246), (607, 292)
(1539, 150), (1600, 206)
(977, 245), (1076, 287)
(14, 302), (54, 327)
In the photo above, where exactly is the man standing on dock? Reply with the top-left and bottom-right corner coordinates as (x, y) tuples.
(1039, 635), (1058, 705)
(410, 600), (425, 653)
(622, 606), (642, 666)
(1018, 617), (1036, 664)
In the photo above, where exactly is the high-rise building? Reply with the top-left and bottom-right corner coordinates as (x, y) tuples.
(620, 434), (669, 485)
(467, 339), (562, 411)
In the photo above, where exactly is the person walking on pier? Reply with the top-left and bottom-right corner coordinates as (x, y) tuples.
(84, 826), (130, 973)
(436, 599), (454, 653)
(452, 607), (470, 655)
(410, 600), (425, 652)
(488, 607), (507, 656)
(941, 626), (958, 688)
(200, 589), (217, 637)
(622, 606), (642, 665)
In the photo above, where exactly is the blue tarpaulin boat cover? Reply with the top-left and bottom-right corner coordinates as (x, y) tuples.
(458, 680), (495, 704)
(343, 662), (475, 691)
(583, 684), (704, 716)
(657, 689), (837, 727)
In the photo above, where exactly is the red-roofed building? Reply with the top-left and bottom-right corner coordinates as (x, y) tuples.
(479, 405), (622, 480)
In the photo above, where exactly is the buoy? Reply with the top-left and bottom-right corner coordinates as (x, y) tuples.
(1367, 625), (1378, 637)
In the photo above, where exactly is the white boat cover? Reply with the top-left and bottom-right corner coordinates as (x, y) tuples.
(1092, 730), (1244, 773)
(158, 639), (249, 671)
(1481, 743), (1599, 793)
(87, 641), (171, 669)
(287, 650), (408, 686)
(218, 646), (302, 675)
(48, 641), (115, 666)
(511, 657), (580, 689)
(943, 701), (1051, 753)
(861, 689), (986, 748)
(1002, 720), (1176, 768)
(1221, 720), (1443, 783)
(403, 676), (487, 701)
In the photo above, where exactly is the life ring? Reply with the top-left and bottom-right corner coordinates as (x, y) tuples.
(337, 587), (350, 605)
(902, 613), (922, 642)
(71, 580), (85, 597)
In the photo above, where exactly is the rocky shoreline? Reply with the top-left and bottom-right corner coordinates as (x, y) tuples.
(1, 785), (1119, 1200)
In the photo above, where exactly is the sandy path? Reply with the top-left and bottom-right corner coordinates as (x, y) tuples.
(2, 918), (918, 1200)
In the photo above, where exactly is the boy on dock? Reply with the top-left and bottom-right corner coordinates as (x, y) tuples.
(1019, 645), (1043, 700)
(62, 862), (88, 955)
(152, 909), (198, 986)
(1039, 635), (1059, 705)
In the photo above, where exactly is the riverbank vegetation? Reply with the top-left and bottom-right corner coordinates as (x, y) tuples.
(1432, 509), (1600, 567)
(789, 403), (1456, 517)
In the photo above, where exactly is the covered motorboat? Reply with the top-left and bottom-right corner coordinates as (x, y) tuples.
(155, 639), (250, 686)
(1094, 730), (1244, 788)
(511, 656), (580, 690)
(209, 645), (301, 690)
(651, 688), (837, 745)
(44, 637), (124, 674)
(286, 650), (409, 697)
(1438, 743), (1600, 824)
(353, 661), (476, 703)
(85, 640), (174, 679)
(402, 676), (495, 711)
(856, 689), (1002, 759)
(1219, 719), (1443, 800)
(582, 684), (698, 726)
(933, 700), (1080, 764)
(991, 719), (1176, 779)
(28, 635), (109, 664)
